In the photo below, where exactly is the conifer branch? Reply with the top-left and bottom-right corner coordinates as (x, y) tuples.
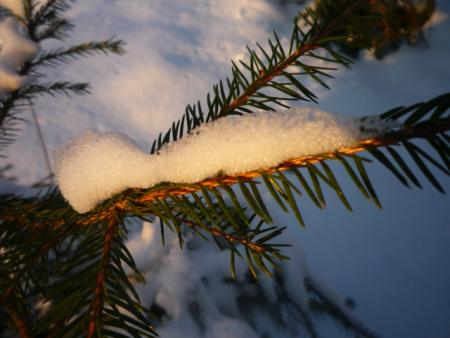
(11, 315), (32, 338)
(19, 82), (91, 97)
(179, 217), (278, 255)
(87, 214), (118, 338)
(0, 0), (125, 155)
(3, 289), (33, 338)
(150, 0), (367, 153)
(31, 40), (125, 68)
(33, 0), (70, 22)
(0, 221), (77, 304)
(9, 205), (158, 337)
(9, 311), (32, 338)
(1, 2), (448, 336)
(123, 112), (450, 213)
(3, 95), (447, 231)
(215, 0), (367, 120)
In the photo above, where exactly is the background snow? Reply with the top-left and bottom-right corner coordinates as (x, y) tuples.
(128, 220), (329, 338)
(1, 0), (449, 337)
(0, 0), (25, 17)
(0, 17), (39, 96)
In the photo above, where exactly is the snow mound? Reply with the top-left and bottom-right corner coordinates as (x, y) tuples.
(0, 17), (39, 97)
(126, 220), (357, 338)
(55, 108), (390, 213)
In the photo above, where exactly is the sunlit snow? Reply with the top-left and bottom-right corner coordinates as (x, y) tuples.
(0, 0), (25, 18)
(0, 16), (38, 97)
(54, 108), (390, 213)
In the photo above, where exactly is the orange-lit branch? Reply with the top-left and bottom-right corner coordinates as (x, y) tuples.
(179, 218), (266, 254)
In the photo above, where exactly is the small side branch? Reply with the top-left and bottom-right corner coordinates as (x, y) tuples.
(4, 290), (33, 338)
(87, 215), (118, 338)
(218, 0), (366, 118)
(179, 217), (266, 254)
(0, 223), (76, 303)
(10, 312), (33, 338)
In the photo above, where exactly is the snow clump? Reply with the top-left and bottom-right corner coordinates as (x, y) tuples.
(0, 8), (39, 97)
(0, 0), (25, 17)
(55, 108), (392, 213)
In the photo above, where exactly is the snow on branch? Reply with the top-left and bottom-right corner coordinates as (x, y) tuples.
(0, 0), (24, 18)
(0, 10), (39, 97)
(55, 108), (393, 213)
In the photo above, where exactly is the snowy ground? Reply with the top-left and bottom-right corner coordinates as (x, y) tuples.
(1, 0), (450, 337)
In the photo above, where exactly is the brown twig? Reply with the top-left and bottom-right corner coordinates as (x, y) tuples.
(216, 0), (367, 120)
(178, 217), (266, 254)
(9, 311), (33, 338)
(4, 290), (34, 338)
(87, 214), (118, 338)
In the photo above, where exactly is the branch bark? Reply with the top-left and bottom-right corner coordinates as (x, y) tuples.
(87, 214), (118, 338)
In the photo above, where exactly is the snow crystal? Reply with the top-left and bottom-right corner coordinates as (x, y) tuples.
(0, 0), (24, 17)
(0, 17), (39, 97)
(55, 108), (391, 213)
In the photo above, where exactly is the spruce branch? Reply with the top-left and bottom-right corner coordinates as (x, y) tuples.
(3, 287), (33, 338)
(30, 0), (71, 29)
(182, 217), (267, 254)
(31, 39), (126, 68)
(84, 96), (449, 227)
(87, 214), (118, 338)
(25, 0), (73, 41)
(150, 0), (367, 153)
(312, 0), (436, 59)
(0, 0), (125, 156)
(2, 94), (448, 236)
(1, 2), (448, 336)
(34, 18), (73, 41)
(10, 313), (32, 338)
(0, 220), (76, 305)
(18, 82), (91, 97)
(16, 209), (158, 337)
(175, 214), (289, 279)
